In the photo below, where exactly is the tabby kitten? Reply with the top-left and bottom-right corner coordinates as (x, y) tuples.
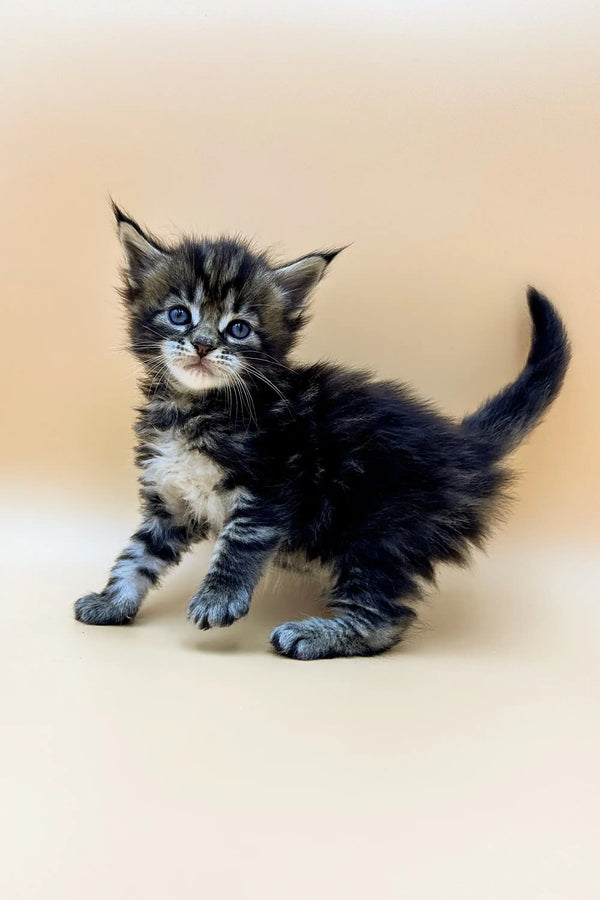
(74, 205), (570, 659)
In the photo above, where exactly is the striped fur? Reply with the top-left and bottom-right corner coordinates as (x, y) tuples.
(75, 207), (570, 659)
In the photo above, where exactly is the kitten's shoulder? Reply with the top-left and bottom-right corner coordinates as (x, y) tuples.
(293, 361), (410, 405)
(292, 361), (447, 437)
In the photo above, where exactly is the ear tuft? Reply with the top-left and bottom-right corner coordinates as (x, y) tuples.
(110, 201), (168, 281)
(319, 246), (347, 265)
(110, 198), (128, 225)
(273, 248), (344, 319)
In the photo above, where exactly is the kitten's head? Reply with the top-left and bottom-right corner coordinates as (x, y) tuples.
(113, 204), (341, 394)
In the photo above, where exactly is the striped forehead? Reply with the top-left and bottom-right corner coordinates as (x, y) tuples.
(184, 288), (237, 331)
(181, 241), (261, 312)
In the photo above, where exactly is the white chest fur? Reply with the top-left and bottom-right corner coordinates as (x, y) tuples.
(141, 431), (230, 531)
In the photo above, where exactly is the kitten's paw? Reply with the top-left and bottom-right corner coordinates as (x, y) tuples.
(187, 586), (251, 630)
(74, 592), (137, 626)
(271, 613), (415, 660)
(270, 619), (336, 660)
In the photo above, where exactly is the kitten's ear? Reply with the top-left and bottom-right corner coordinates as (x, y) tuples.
(111, 201), (168, 281)
(273, 248), (344, 319)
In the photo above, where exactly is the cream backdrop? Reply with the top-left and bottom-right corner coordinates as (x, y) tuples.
(1, 2), (599, 899)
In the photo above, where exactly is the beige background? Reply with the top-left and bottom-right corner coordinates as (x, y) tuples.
(1, 2), (599, 898)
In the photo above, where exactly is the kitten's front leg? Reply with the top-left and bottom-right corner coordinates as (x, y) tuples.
(75, 502), (201, 626)
(188, 499), (281, 630)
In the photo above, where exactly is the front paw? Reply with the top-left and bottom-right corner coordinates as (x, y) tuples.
(74, 592), (137, 626)
(187, 584), (251, 630)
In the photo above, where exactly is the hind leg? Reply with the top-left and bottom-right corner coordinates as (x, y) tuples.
(270, 566), (417, 660)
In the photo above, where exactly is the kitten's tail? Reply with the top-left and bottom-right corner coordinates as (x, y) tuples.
(461, 287), (570, 459)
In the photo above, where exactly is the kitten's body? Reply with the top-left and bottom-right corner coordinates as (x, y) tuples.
(75, 208), (570, 659)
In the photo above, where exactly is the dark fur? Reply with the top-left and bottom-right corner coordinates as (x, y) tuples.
(75, 208), (570, 659)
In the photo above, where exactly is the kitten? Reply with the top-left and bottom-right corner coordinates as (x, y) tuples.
(74, 205), (570, 659)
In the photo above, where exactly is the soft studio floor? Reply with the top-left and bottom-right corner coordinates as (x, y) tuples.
(2, 497), (599, 899)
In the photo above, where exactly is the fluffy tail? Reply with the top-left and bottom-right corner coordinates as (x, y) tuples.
(461, 287), (571, 459)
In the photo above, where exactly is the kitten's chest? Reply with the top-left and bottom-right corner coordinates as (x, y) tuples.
(140, 431), (231, 530)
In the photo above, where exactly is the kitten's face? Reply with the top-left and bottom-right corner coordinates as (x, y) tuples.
(115, 209), (339, 395)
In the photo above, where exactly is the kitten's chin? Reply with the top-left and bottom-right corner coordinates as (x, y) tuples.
(167, 363), (228, 393)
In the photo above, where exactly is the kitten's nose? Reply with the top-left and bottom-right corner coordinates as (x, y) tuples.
(192, 341), (214, 359)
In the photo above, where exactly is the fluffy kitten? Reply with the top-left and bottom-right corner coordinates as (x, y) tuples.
(74, 206), (570, 659)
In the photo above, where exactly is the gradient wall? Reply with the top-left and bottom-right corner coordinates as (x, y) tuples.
(2, 1), (598, 542)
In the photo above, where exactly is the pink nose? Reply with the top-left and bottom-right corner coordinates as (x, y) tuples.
(192, 342), (213, 359)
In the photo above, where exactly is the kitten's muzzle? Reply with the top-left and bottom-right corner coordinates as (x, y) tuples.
(192, 341), (214, 359)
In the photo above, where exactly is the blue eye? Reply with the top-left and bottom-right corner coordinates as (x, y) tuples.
(226, 320), (252, 340)
(168, 307), (191, 326)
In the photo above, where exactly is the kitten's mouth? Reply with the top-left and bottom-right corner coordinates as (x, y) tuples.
(167, 354), (230, 391)
(183, 359), (217, 377)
